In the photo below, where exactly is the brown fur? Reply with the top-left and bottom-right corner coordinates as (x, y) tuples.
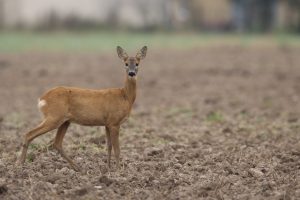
(17, 46), (147, 171)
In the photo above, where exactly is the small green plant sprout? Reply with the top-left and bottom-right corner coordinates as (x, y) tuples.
(26, 153), (35, 162)
(206, 111), (224, 123)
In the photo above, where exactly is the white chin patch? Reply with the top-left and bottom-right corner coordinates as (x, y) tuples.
(38, 99), (47, 109)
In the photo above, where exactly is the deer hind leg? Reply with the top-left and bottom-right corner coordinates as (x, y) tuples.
(105, 126), (112, 168)
(52, 121), (79, 171)
(18, 118), (61, 165)
(108, 125), (120, 169)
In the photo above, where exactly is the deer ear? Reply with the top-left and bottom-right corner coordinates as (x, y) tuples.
(117, 46), (128, 60)
(136, 46), (147, 60)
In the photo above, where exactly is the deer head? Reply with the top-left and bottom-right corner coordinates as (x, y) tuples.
(117, 46), (147, 77)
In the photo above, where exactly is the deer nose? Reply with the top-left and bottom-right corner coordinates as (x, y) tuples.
(128, 72), (136, 77)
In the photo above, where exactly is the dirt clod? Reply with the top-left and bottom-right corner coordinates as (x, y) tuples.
(98, 176), (113, 187)
(249, 168), (264, 178)
(0, 185), (8, 195)
(144, 147), (162, 156)
(73, 187), (89, 196)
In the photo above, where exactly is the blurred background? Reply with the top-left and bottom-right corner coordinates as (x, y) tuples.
(0, 0), (299, 32)
(0, 0), (300, 53)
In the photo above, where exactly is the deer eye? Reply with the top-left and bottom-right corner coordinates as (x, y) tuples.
(136, 63), (139, 66)
(125, 63), (128, 66)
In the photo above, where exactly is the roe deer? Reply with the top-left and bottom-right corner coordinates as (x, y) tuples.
(17, 46), (147, 171)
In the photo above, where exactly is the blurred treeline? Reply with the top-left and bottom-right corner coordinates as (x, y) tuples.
(0, 0), (299, 33)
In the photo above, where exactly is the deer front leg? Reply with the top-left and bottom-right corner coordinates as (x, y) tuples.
(52, 121), (80, 172)
(108, 126), (120, 169)
(105, 126), (112, 168)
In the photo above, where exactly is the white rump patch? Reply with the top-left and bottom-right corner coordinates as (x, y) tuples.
(38, 99), (47, 109)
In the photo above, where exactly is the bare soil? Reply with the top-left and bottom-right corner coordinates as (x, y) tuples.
(0, 46), (300, 199)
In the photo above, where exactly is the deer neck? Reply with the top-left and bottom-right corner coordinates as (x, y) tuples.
(123, 75), (137, 105)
